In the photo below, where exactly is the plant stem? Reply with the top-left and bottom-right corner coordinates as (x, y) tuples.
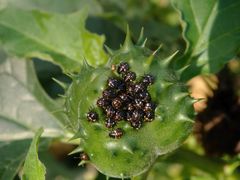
(163, 148), (240, 179)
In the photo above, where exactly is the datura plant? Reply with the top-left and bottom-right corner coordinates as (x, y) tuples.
(0, 1), (239, 179)
(64, 29), (195, 178)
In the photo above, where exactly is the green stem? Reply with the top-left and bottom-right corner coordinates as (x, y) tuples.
(163, 148), (240, 179)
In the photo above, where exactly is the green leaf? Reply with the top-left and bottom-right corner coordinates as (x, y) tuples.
(0, 0), (102, 15)
(172, 0), (240, 79)
(0, 140), (31, 180)
(0, 51), (66, 141)
(0, 7), (108, 72)
(39, 151), (90, 180)
(21, 128), (46, 180)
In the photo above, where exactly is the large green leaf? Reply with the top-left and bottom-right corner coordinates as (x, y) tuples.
(172, 0), (240, 79)
(21, 128), (46, 180)
(0, 0), (102, 14)
(0, 7), (108, 72)
(0, 140), (31, 180)
(0, 51), (66, 141)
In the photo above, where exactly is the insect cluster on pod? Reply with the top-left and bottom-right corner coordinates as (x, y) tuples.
(86, 62), (156, 139)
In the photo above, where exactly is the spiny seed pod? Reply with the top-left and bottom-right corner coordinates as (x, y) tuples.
(65, 29), (195, 178)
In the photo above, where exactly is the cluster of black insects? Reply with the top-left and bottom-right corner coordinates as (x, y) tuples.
(87, 62), (156, 139)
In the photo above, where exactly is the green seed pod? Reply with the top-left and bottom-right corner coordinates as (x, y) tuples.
(65, 28), (195, 178)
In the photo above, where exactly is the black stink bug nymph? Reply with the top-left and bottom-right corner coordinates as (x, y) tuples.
(109, 128), (124, 139)
(96, 97), (109, 109)
(105, 106), (116, 118)
(112, 97), (122, 109)
(144, 111), (155, 122)
(123, 71), (136, 82)
(131, 120), (143, 130)
(117, 62), (130, 74)
(86, 111), (99, 122)
(88, 62), (157, 139)
(105, 118), (117, 128)
(102, 88), (116, 99)
(107, 77), (120, 89)
(114, 110), (126, 121)
(142, 74), (155, 86)
(144, 102), (156, 112)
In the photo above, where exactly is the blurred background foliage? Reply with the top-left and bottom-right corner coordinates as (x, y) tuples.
(0, 0), (239, 179)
